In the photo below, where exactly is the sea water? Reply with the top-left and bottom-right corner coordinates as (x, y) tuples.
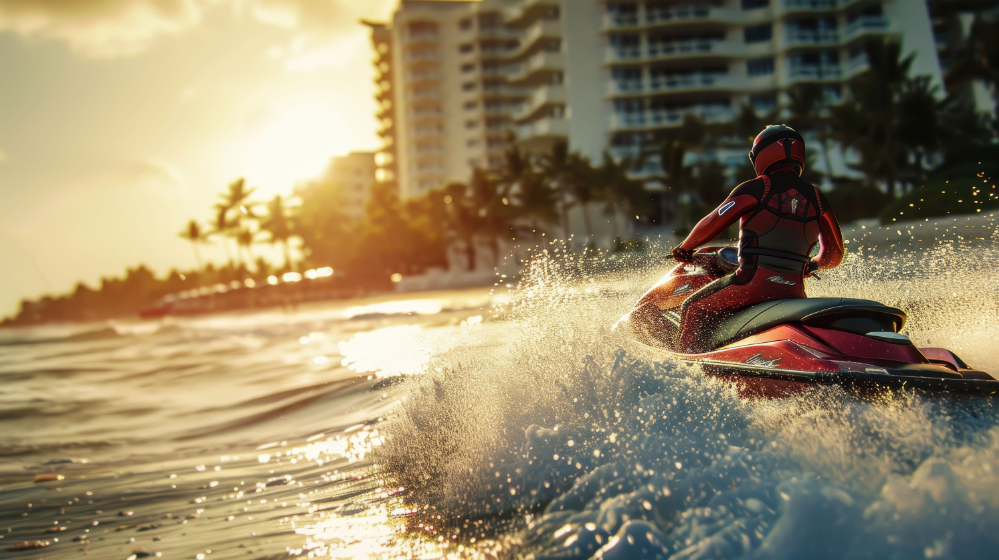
(2, 216), (999, 559)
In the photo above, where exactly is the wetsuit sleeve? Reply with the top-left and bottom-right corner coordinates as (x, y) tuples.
(678, 181), (761, 251)
(814, 209), (845, 269)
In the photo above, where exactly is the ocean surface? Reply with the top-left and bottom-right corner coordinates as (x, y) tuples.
(2, 216), (999, 560)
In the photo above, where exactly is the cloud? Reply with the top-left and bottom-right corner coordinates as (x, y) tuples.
(0, 0), (205, 57)
(249, 0), (393, 35)
(0, 0), (395, 58)
(252, 0), (394, 72)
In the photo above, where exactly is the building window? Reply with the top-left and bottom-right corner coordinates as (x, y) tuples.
(461, 63), (475, 73)
(459, 43), (474, 54)
(462, 82), (478, 91)
(464, 101), (479, 110)
(744, 23), (772, 43)
(741, 0), (769, 9)
(459, 18), (473, 31)
(609, 34), (640, 59)
(747, 57), (775, 76)
(750, 93), (776, 113)
(612, 67), (643, 91)
(466, 120), (480, 129)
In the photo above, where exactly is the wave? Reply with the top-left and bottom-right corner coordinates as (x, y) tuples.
(378, 241), (999, 559)
(0, 325), (121, 347)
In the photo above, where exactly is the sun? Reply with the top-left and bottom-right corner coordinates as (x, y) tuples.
(229, 106), (355, 197)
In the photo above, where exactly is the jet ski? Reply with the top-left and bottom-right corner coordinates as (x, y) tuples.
(628, 246), (998, 398)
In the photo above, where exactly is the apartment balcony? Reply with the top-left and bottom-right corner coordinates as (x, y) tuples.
(512, 84), (565, 121)
(408, 108), (443, 122)
(602, 3), (737, 30)
(607, 72), (732, 96)
(650, 72), (729, 92)
(476, 25), (521, 41)
(507, 51), (564, 83)
(781, 0), (838, 11)
(645, 3), (712, 24)
(846, 52), (870, 75)
(609, 145), (656, 162)
(411, 126), (444, 139)
(504, 0), (560, 27)
(404, 89), (442, 102)
(845, 16), (889, 38)
(605, 45), (642, 62)
(412, 147), (445, 160)
(787, 63), (842, 80)
(652, 37), (717, 55)
(402, 51), (441, 68)
(785, 29), (840, 46)
(604, 39), (760, 64)
(507, 19), (561, 61)
(609, 105), (735, 131)
(403, 31), (440, 46)
(481, 83), (529, 100)
(515, 116), (569, 143)
(482, 104), (513, 117)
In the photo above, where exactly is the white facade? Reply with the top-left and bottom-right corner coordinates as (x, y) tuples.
(369, 0), (944, 200)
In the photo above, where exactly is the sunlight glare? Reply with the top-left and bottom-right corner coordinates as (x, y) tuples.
(235, 107), (353, 195)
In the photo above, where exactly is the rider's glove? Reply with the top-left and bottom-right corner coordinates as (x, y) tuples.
(671, 247), (695, 263)
(804, 260), (820, 278)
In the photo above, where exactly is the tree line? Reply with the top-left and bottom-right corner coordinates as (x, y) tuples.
(5, 33), (999, 326)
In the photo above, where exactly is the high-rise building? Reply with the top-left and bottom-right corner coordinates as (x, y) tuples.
(366, 0), (944, 204)
(298, 151), (377, 219)
(600, 0), (942, 172)
(363, 21), (400, 190)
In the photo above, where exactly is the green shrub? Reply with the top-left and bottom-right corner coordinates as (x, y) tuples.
(824, 180), (893, 223)
(879, 163), (999, 224)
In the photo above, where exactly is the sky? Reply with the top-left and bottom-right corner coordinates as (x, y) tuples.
(0, 0), (398, 318)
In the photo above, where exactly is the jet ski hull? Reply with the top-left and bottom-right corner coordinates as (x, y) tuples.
(629, 247), (998, 398)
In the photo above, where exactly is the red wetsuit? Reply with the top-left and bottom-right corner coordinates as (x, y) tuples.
(676, 167), (845, 352)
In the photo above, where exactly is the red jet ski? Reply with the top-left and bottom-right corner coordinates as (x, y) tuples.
(628, 246), (997, 398)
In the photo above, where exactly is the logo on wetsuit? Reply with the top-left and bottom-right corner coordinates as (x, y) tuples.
(718, 201), (736, 216)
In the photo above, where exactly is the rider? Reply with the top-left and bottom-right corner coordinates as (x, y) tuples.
(670, 124), (845, 353)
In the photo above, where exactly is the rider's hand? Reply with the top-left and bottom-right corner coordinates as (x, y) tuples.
(671, 247), (695, 263)
(804, 260), (820, 278)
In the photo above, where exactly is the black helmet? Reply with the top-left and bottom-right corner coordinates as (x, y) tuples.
(749, 124), (806, 176)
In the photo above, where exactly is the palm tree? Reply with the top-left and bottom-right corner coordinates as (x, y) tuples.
(597, 151), (646, 239)
(512, 167), (561, 241)
(438, 183), (481, 271)
(178, 219), (204, 268)
(830, 39), (915, 196)
(212, 178), (259, 268)
(236, 227), (257, 271)
(210, 204), (238, 267)
(219, 178), (256, 216)
(944, 6), (999, 131)
(786, 83), (835, 182)
(261, 195), (296, 271)
(644, 115), (705, 231)
(538, 140), (588, 240)
(468, 167), (515, 266)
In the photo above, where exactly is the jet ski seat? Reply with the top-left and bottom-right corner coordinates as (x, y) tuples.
(710, 298), (907, 350)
